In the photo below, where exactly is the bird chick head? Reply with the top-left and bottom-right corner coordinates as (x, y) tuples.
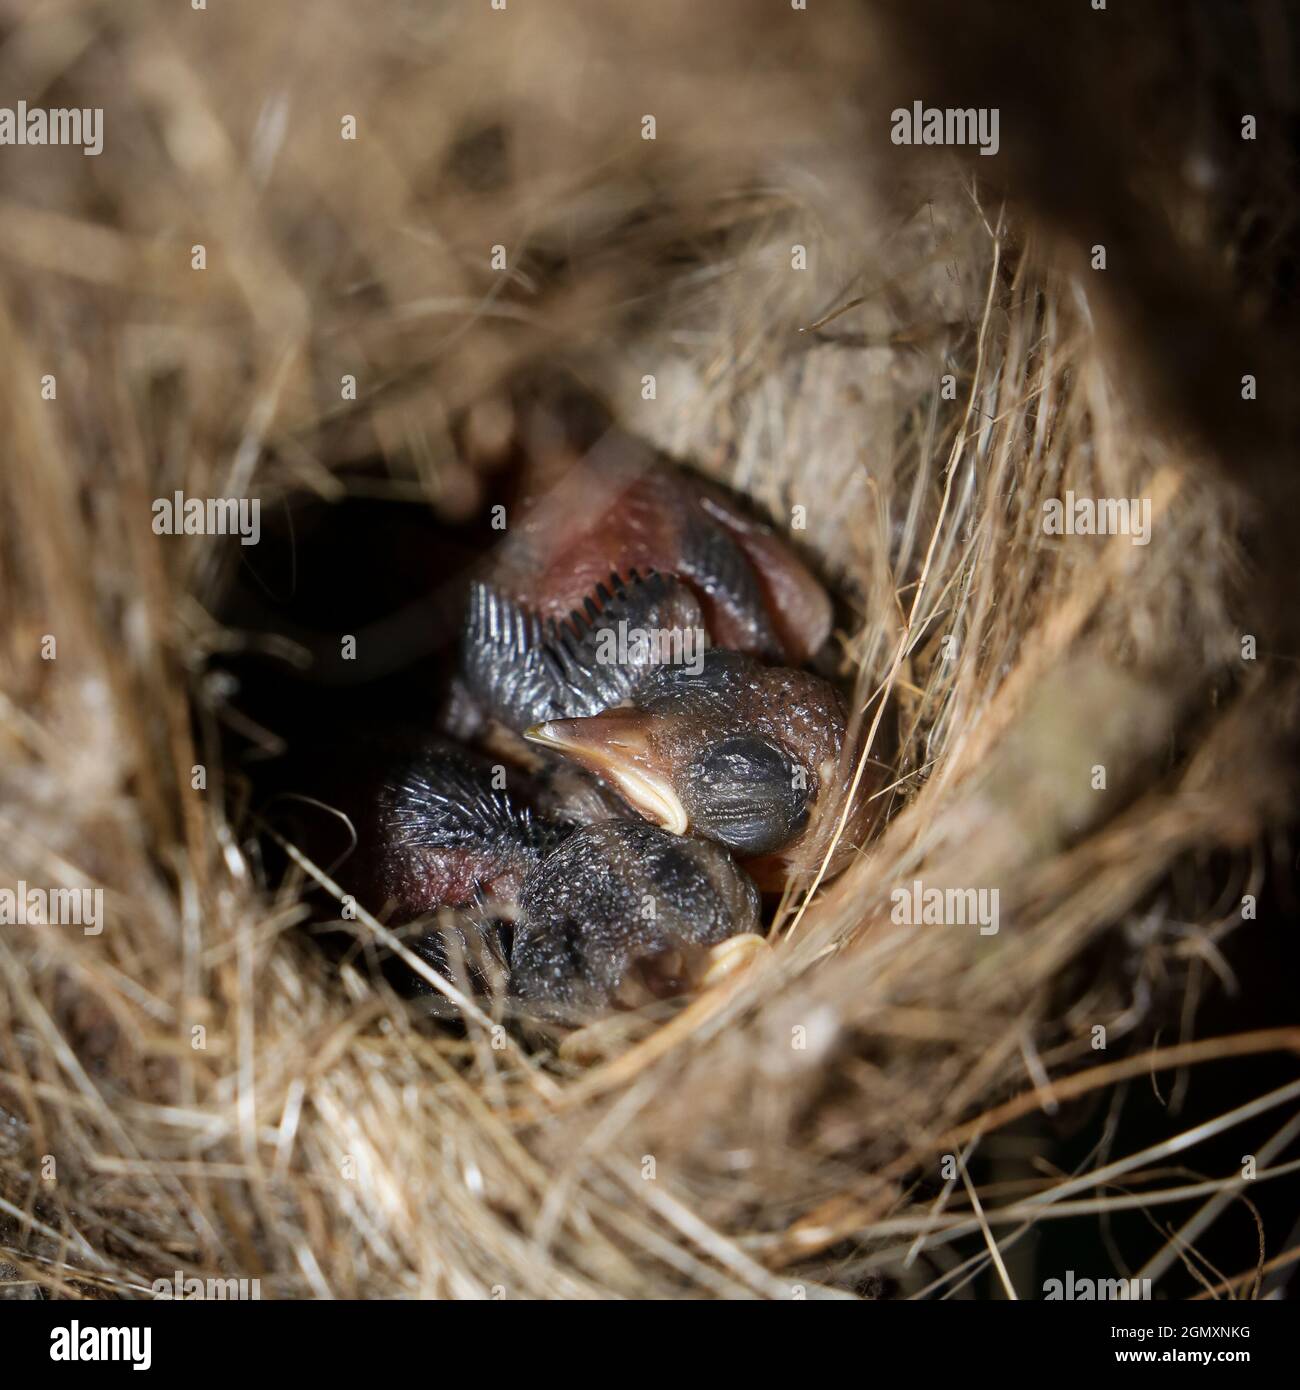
(524, 649), (846, 858)
(509, 818), (761, 1017)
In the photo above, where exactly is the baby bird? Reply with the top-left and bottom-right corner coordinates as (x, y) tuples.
(448, 420), (850, 872)
(481, 429), (832, 664)
(449, 399), (833, 734)
(525, 649), (847, 888)
(374, 743), (761, 1018)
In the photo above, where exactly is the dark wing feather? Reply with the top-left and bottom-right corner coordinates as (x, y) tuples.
(382, 746), (553, 859)
(462, 570), (705, 728)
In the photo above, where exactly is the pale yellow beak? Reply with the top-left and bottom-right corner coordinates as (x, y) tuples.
(524, 713), (689, 835)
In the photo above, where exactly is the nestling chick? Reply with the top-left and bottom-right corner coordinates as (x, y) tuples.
(480, 426), (832, 664)
(374, 743), (761, 1017)
(525, 649), (848, 886)
(511, 819), (762, 1017)
(448, 424), (850, 870)
(449, 409), (834, 737)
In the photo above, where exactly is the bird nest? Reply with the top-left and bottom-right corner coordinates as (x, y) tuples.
(1, 1), (1297, 1300)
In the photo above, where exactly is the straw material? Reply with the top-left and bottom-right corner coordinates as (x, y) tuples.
(1, 0), (1296, 1299)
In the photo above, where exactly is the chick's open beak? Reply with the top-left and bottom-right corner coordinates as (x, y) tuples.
(524, 711), (689, 835)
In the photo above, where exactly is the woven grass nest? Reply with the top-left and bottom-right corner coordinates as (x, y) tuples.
(2, 1), (1298, 1300)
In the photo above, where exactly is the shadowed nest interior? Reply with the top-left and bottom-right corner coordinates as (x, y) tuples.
(1, 0), (1298, 1299)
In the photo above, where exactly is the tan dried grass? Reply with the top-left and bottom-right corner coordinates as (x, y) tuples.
(0, 0), (1296, 1300)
